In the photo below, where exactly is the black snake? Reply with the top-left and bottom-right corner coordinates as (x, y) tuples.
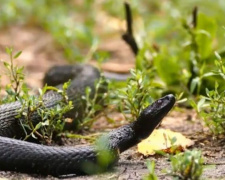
(0, 64), (175, 177)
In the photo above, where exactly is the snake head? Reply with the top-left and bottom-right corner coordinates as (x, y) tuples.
(133, 94), (175, 141)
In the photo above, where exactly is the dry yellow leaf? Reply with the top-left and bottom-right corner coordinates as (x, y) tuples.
(137, 129), (194, 156)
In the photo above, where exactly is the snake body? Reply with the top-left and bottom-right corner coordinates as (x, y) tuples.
(0, 64), (175, 176)
(0, 64), (102, 137)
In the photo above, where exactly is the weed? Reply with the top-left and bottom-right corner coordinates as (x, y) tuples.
(198, 83), (225, 135)
(18, 82), (73, 143)
(79, 75), (108, 129)
(1, 48), (73, 143)
(142, 138), (203, 179)
(143, 160), (158, 180)
(192, 52), (225, 135)
(117, 69), (155, 122)
(167, 149), (204, 180)
(1, 48), (109, 142)
(1, 47), (26, 103)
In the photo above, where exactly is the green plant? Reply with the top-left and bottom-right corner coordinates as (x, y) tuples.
(1, 48), (73, 143)
(78, 75), (108, 129)
(143, 160), (158, 180)
(182, 8), (217, 95)
(147, 6), (220, 96)
(167, 149), (204, 180)
(117, 69), (156, 121)
(18, 82), (73, 143)
(192, 52), (225, 135)
(1, 48), (110, 143)
(197, 83), (225, 135)
(1, 47), (25, 103)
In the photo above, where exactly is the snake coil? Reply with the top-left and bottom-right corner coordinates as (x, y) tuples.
(0, 65), (175, 176)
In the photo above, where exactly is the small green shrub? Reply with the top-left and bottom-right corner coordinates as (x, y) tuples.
(1, 47), (25, 103)
(192, 52), (225, 135)
(1, 48), (73, 143)
(18, 82), (73, 143)
(79, 75), (108, 129)
(198, 83), (225, 135)
(1, 48), (110, 142)
(167, 149), (204, 180)
(116, 69), (155, 121)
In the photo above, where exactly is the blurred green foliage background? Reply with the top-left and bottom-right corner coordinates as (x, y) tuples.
(0, 0), (225, 96)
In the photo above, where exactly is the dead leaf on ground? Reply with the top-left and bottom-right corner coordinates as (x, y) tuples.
(137, 129), (194, 156)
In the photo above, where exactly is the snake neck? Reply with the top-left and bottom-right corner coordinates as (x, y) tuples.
(106, 94), (175, 153)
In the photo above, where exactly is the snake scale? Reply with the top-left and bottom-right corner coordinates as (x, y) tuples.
(0, 64), (175, 177)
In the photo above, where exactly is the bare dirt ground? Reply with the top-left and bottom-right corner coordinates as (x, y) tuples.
(0, 25), (225, 180)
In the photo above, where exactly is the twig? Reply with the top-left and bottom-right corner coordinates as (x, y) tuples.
(187, 6), (199, 93)
(122, 2), (139, 55)
(204, 162), (225, 166)
(192, 6), (198, 29)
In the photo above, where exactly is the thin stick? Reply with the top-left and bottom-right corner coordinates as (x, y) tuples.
(122, 2), (139, 55)
(192, 6), (198, 29)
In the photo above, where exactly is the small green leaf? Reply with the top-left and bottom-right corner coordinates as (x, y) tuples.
(42, 120), (49, 126)
(205, 88), (210, 96)
(215, 81), (219, 89)
(190, 77), (200, 93)
(6, 47), (12, 55)
(31, 133), (38, 139)
(34, 122), (42, 131)
(176, 98), (187, 104)
(202, 72), (215, 78)
(190, 99), (197, 110)
(214, 51), (221, 60)
(38, 88), (43, 96)
(46, 86), (58, 92)
(197, 98), (205, 112)
(85, 87), (91, 95)
(63, 80), (71, 90)
(3, 62), (10, 70)
(14, 51), (22, 59)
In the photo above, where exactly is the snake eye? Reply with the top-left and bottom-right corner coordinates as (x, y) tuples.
(157, 99), (163, 105)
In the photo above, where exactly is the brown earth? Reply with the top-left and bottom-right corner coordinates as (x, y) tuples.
(0, 25), (225, 180)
